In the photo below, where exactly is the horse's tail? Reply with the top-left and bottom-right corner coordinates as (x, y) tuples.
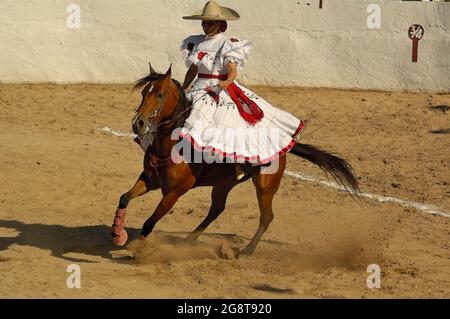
(289, 143), (360, 196)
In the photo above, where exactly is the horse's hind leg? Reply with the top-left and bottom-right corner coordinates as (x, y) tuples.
(187, 182), (235, 242)
(112, 172), (156, 246)
(241, 157), (285, 255)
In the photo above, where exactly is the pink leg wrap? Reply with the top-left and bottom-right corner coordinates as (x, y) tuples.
(111, 208), (128, 246)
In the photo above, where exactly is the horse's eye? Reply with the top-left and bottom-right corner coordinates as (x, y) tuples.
(157, 93), (163, 98)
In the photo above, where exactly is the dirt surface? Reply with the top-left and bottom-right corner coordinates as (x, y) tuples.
(0, 84), (449, 298)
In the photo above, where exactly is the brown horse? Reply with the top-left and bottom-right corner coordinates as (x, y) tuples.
(111, 64), (360, 255)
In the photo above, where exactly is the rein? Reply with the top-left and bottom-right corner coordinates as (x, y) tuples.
(143, 82), (217, 175)
(153, 83), (218, 130)
(155, 80), (184, 127)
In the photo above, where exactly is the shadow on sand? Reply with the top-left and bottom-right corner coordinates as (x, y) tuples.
(0, 219), (286, 263)
(0, 219), (141, 263)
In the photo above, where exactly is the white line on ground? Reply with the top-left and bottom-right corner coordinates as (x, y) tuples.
(100, 126), (136, 137)
(100, 126), (450, 219)
(283, 170), (450, 218)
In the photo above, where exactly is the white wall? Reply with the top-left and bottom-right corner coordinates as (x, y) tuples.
(0, 0), (449, 92)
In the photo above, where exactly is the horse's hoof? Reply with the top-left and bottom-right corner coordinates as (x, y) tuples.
(186, 234), (198, 244)
(240, 246), (254, 256)
(113, 229), (128, 246)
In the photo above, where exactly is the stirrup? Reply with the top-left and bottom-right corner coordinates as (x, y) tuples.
(235, 165), (246, 181)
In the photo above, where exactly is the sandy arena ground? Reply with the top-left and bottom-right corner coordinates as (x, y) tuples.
(0, 83), (449, 298)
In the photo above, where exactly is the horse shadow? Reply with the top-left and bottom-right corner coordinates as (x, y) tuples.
(0, 219), (287, 263)
(0, 219), (141, 263)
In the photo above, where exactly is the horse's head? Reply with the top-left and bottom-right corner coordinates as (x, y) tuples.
(132, 63), (177, 135)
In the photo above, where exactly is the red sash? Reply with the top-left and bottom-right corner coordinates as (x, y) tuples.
(226, 83), (264, 126)
(198, 73), (264, 126)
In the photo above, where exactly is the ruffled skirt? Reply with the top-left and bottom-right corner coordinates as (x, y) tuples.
(180, 79), (304, 164)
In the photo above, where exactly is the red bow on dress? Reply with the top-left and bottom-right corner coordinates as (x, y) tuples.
(226, 83), (264, 126)
(199, 73), (264, 126)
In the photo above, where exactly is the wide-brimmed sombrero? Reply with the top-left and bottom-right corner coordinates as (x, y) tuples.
(182, 0), (240, 21)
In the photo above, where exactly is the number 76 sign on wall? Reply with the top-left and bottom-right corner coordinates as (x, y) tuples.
(408, 24), (424, 63)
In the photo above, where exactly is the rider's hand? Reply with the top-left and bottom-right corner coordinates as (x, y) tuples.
(218, 80), (231, 90)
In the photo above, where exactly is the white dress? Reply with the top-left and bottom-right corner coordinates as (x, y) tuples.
(179, 33), (304, 164)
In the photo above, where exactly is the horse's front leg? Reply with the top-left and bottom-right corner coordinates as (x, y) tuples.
(140, 190), (181, 238)
(140, 164), (195, 238)
(112, 172), (157, 246)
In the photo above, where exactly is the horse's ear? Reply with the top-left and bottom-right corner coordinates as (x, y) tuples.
(148, 62), (156, 75)
(164, 64), (172, 79)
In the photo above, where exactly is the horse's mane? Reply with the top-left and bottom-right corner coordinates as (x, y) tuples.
(133, 72), (191, 129)
(133, 73), (164, 92)
(172, 80), (191, 129)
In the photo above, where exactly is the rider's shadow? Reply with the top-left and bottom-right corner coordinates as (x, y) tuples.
(0, 219), (141, 263)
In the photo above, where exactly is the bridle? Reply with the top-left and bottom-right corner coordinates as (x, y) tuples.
(136, 79), (217, 132)
(154, 80), (189, 130)
(135, 80), (220, 175)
